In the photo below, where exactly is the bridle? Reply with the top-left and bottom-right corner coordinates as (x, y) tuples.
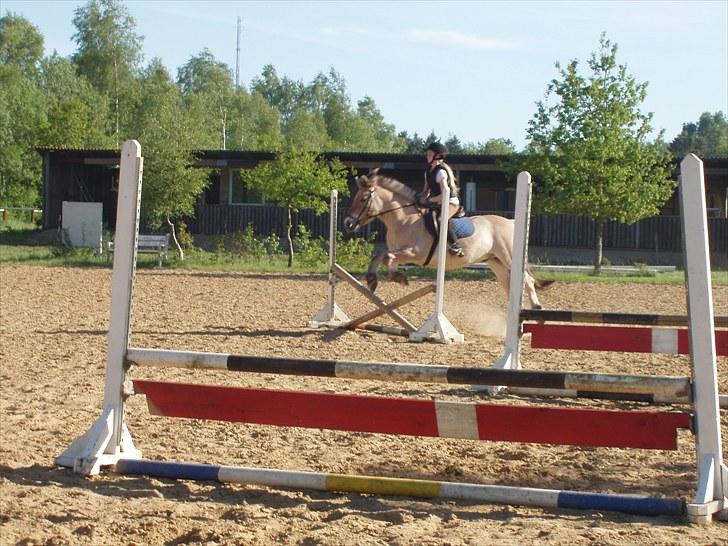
(349, 186), (417, 225)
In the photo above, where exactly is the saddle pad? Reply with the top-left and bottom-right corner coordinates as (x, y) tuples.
(423, 212), (475, 240)
(451, 216), (475, 239)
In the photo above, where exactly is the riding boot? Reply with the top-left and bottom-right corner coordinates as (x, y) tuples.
(447, 227), (464, 257)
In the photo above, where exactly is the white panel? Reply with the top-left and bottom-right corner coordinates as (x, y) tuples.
(61, 201), (103, 252)
(435, 401), (479, 439)
(651, 328), (678, 354)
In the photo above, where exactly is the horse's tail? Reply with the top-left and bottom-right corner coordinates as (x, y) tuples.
(534, 278), (555, 291)
(526, 266), (555, 291)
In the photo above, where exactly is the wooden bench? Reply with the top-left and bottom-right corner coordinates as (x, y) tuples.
(108, 234), (170, 266)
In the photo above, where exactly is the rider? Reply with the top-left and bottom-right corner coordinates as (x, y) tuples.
(416, 141), (464, 257)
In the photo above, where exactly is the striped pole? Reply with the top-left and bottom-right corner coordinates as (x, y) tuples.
(523, 323), (728, 356)
(133, 379), (691, 450)
(115, 459), (685, 518)
(126, 347), (692, 398)
(521, 309), (728, 328)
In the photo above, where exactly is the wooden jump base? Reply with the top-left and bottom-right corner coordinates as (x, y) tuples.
(115, 459), (685, 518)
(523, 323), (728, 356)
(520, 309), (728, 328)
(127, 347), (692, 398)
(57, 144), (727, 522)
(309, 189), (463, 344)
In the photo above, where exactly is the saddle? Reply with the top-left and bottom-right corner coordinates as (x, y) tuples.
(422, 207), (475, 266)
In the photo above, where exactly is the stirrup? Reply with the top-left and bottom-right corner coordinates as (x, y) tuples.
(448, 243), (464, 257)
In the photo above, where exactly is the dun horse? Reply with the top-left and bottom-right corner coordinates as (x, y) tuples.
(343, 170), (552, 309)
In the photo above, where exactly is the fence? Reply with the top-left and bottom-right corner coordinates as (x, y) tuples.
(0, 207), (43, 222)
(190, 204), (727, 254)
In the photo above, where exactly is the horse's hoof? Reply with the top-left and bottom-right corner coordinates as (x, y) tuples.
(365, 273), (378, 292)
(532, 304), (542, 310)
(390, 272), (409, 286)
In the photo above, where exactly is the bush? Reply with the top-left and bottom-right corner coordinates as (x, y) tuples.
(215, 224), (281, 261)
(292, 224), (326, 268)
(336, 232), (375, 270)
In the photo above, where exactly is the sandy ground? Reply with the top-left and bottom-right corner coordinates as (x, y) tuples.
(1, 264), (727, 545)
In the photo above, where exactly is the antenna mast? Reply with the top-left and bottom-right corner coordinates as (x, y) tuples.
(235, 16), (242, 89)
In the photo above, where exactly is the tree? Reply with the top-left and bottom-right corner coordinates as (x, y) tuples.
(229, 89), (283, 150)
(0, 14), (47, 206)
(251, 64), (304, 127)
(0, 13), (44, 77)
(284, 108), (330, 151)
(476, 138), (516, 155)
(71, 0), (143, 145)
(243, 149), (349, 266)
(38, 54), (111, 147)
(670, 112), (728, 157)
(509, 34), (674, 272)
(135, 67), (208, 259)
(177, 49), (235, 149)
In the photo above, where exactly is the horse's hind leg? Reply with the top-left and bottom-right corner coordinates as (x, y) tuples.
(489, 258), (542, 309)
(488, 258), (510, 295)
(523, 270), (542, 309)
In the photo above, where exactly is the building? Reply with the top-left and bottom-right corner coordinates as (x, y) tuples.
(36, 147), (727, 264)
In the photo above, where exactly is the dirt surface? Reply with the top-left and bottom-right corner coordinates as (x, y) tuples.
(1, 264), (727, 545)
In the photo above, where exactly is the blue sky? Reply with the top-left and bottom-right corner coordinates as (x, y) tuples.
(4, 0), (727, 149)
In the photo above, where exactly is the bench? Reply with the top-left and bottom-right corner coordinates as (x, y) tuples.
(108, 234), (170, 266)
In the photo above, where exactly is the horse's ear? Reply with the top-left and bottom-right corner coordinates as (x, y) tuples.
(369, 167), (380, 176)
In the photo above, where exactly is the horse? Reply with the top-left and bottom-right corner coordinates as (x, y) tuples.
(342, 170), (553, 309)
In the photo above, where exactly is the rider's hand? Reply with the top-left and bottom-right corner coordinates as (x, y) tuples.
(415, 192), (430, 208)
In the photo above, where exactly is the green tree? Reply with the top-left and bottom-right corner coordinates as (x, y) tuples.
(284, 108), (330, 151)
(243, 149), (349, 266)
(510, 34), (674, 272)
(476, 138), (517, 155)
(229, 89), (283, 150)
(251, 65), (304, 127)
(177, 49), (235, 149)
(135, 64), (208, 258)
(0, 12), (44, 77)
(0, 14), (47, 206)
(38, 54), (111, 147)
(670, 112), (728, 157)
(71, 0), (143, 145)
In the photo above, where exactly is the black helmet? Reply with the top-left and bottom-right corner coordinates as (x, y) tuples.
(425, 141), (447, 156)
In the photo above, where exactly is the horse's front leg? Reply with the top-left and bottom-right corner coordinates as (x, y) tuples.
(383, 248), (418, 286)
(365, 248), (387, 292)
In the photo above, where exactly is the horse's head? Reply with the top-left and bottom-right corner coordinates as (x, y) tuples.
(343, 169), (382, 232)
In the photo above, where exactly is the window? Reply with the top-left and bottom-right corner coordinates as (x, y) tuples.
(465, 182), (476, 212)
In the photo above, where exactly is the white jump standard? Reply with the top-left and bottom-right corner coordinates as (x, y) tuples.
(492, 156), (727, 522)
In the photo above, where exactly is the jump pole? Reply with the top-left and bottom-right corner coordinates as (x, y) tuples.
(115, 459), (685, 518)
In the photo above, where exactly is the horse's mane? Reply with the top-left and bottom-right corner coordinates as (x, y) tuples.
(371, 174), (417, 200)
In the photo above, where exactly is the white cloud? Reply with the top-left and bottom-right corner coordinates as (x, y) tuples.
(404, 29), (514, 50)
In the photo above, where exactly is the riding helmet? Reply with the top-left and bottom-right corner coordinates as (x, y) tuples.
(425, 141), (447, 156)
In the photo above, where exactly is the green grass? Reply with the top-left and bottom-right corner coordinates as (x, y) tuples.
(2, 221), (726, 285)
